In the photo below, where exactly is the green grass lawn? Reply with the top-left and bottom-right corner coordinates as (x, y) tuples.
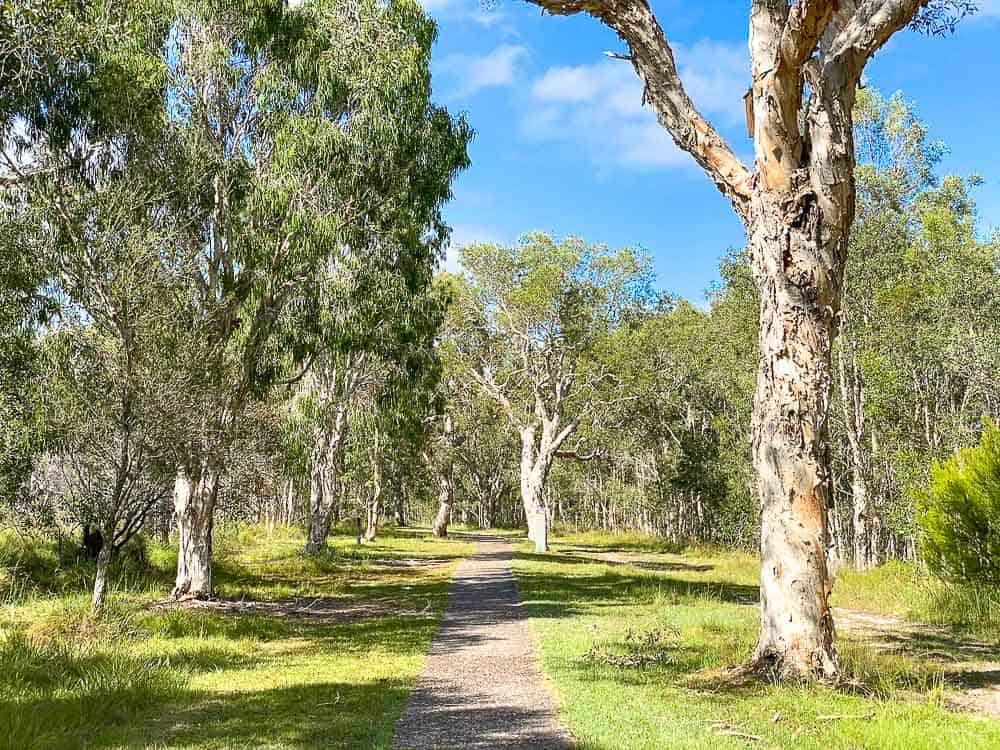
(513, 531), (1000, 750)
(0, 524), (475, 750)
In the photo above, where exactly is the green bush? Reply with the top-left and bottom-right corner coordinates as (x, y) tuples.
(919, 422), (1000, 586)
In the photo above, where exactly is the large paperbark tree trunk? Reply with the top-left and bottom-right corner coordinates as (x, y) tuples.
(173, 464), (220, 599)
(520, 426), (553, 553)
(747, 186), (848, 680)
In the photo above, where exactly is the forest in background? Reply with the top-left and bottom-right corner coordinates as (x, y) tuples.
(2, 1), (999, 610)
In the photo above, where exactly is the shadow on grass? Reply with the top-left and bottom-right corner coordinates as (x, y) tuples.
(523, 550), (714, 574)
(2, 609), (444, 750)
(514, 553), (758, 620)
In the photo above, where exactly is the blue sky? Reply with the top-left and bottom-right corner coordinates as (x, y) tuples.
(421, 0), (1000, 303)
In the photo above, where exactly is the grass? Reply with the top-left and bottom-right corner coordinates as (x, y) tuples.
(512, 530), (1000, 750)
(0, 523), (475, 750)
(835, 560), (1000, 640)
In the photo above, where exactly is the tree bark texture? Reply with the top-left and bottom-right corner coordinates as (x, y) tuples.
(304, 355), (361, 554)
(521, 426), (553, 553)
(173, 464), (220, 599)
(432, 414), (455, 538)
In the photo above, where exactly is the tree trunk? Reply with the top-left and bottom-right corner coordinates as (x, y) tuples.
(364, 459), (382, 542)
(432, 414), (455, 538)
(432, 470), (452, 538)
(304, 404), (348, 554)
(173, 464), (219, 599)
(91, 538), (113, 614)
(305, 449), (331, 554)
(838, 339), (874, 570)
(748, 188), (845, 681)
(522, 470), (548, 552)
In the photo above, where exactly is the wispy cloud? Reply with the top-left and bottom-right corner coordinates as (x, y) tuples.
(439, 44), (529, 98)
(524, 39), (749, 170)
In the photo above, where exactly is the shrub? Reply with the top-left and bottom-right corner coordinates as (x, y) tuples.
(918, 422), (1000, 586)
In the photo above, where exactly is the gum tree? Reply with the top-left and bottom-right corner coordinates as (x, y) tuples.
(164, 0), (468, 596)
(525, 0), (974, 678)
(452, 234), (653, 551)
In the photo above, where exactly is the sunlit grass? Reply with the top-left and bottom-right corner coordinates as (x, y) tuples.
(514, 531), (1000, 750)
(0, 523), (474, 749)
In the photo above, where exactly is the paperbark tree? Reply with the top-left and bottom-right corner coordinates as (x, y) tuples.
(452, 235), (654, 551)
(431, 413), (455, 537)
(303, 352), (366, 553)
(526, 0), (973, 679)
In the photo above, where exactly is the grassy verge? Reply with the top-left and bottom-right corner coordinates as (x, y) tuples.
(513, 531), (1000, 750)
(0, 524), (474, 749)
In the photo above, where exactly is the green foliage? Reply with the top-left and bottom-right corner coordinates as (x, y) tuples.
(919, 422), (1000, 586)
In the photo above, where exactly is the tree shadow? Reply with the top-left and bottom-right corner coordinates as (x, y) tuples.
(513, 553), (758, 620)
(519, 550), (714, 574)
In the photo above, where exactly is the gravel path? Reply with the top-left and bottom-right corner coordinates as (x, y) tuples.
(393, 537), (573, 750)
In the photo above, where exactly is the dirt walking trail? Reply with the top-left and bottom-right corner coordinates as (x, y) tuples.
(393, 537), (573, 750)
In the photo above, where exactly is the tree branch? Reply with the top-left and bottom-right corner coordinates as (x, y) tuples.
(828, 0), (926, 83)
(528, 0), (752, 213)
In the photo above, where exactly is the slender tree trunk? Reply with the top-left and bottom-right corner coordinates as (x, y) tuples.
(305, 405), (348, 554)
(838, 340), (874, 570)
(91, 538), (113, 614)
(432, 471), (452, 538)
(305, 447), (331, 554)
(748, 190), (847, 680)
(364, 459), (382, 542)
(173, 464), (220, 599)
(432, 414), (455, 538)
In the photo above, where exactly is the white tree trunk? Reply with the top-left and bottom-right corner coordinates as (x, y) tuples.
(305, 404), (349, 554)
(432, 414), (455, 538)
(173, 464), (219, 599)
(748, 187), (845, 680)
(432, 471), (452, 538)
(91, 538), (113, 614)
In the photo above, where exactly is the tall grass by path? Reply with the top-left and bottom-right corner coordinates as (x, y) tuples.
(0, 523), (474, 749)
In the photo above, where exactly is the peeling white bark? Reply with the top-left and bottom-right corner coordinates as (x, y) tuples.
(173, 464), (220, 599)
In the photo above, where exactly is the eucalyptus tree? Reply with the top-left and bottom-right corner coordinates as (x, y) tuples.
(453, 234), (654, 551)
(163, 0), (468, 596)
(524, 0), (975, 679)
(832, 88), (1000, 568)
(0, 0), (165, 503)
(600, 301), (728, 541)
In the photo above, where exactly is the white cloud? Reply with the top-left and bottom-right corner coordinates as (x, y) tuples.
(524, 39), (749, 170)
(439, 44), (528, 98)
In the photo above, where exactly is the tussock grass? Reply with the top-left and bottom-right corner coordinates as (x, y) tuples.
(0, 523), (473, 749)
